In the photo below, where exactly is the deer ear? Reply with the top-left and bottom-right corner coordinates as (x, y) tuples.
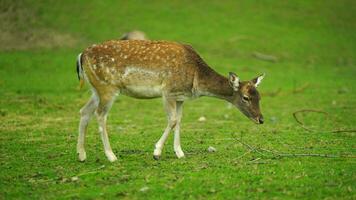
(228, 72), (240, 91)
(252, 73), (265, 87)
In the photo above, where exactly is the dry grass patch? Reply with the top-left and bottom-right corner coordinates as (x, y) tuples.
(0, 0), (80, 51)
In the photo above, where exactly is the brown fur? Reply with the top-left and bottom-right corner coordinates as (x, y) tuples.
(81, 40), (233, 100)
(80, 40), (263, 118)
(76, 40), (264, 162)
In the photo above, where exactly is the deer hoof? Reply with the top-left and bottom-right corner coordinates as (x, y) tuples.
(153, 148), (162, 160)
(153, 155), (161, 160)
(105, 151), (118, 162)
(175, 150), (185, 159)
(77, 151), (87, 162)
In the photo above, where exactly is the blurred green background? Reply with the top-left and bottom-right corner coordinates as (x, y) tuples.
(0, 0), (355, 199)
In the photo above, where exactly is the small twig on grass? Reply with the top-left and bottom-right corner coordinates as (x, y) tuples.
(293, 83), (310, 94)
(292, 109), (356, 133)
(247, 158), (273, 165)
(235, 149), (252, 160)
(247, 161), (272, 165)
(293, 109), (329, 125)
(233, 134), (354, 159)
(76, 165), (106, 177)
(248, 157), (261, 163)
(37, 165), (107, 184)
(235, 138), (267, 157)
(252, 52), (278, 62)
(272, 153), (339, 158)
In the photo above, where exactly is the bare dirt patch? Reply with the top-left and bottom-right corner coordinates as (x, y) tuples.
(0, 1), (79, 51)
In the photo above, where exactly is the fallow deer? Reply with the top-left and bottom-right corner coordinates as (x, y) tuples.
(76, 40), (264, 162)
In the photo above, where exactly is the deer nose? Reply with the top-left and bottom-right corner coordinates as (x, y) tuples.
(258, 116), (264, 124)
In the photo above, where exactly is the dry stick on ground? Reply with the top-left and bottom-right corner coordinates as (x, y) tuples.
(75, 165), (106, 177)
(293, 83), (310, 94)
(252, 52), (278, 62)
(231, 109), (356, 160)
(235, 149), (252, 160)
(235, 138), (354, 159)
(235, 138), (268, 157)
(293, 109), (356, 133)
(28, 165), (106, 184)
(233, 134), (354, 159)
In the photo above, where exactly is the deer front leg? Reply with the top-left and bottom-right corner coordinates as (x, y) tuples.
(153, 125), (171, 160)
(153, 98), (177, 160)
(174, 101), (185, 158)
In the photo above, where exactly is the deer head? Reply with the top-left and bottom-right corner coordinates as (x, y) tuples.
(228, 72), (265, 124)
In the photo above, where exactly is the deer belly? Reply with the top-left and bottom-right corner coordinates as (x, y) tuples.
(121, 85), (163, 99)
(118, 66), (165, 98)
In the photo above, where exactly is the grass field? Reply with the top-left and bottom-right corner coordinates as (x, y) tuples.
(1, 0), (355, 199)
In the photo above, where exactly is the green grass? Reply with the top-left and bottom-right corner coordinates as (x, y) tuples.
(1, 0), (355, 199)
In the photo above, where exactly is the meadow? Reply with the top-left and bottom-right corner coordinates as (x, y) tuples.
(0, 0), (355, 199)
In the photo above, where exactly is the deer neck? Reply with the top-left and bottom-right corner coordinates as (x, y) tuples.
(195, 69), (234, 101)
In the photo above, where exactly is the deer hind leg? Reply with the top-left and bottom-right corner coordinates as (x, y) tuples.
(174, 101), (184, 158)
(96, 92), (118, 162)
(153, 97), (177, 160)
(77, 94), (99, 161)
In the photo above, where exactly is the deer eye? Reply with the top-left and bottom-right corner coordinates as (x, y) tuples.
(242, 95), (249, 102)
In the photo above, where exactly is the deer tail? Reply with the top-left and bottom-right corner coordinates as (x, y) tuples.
(76, 53), (84, 89)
